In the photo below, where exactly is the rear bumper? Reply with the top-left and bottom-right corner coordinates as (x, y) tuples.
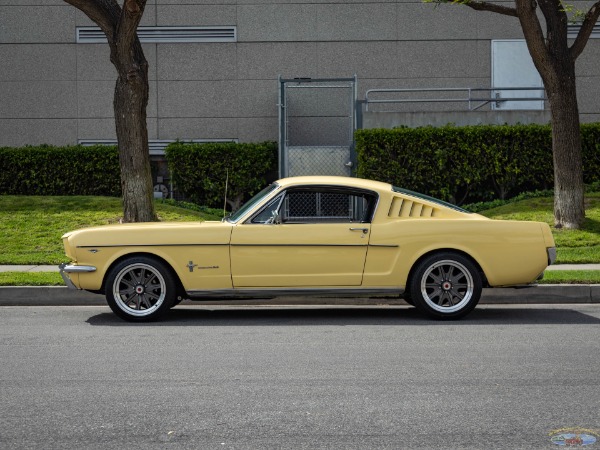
(58, 263), (97, 290)
(547, 247), (557, 266)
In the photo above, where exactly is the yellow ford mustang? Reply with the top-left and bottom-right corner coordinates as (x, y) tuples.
(60, 176), (556, 321)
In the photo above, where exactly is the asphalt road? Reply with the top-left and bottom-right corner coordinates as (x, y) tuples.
(1, 304), (600, 449)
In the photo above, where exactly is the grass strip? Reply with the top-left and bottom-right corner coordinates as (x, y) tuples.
(0, 272), (64, 286)
(538, 270), (600, 284)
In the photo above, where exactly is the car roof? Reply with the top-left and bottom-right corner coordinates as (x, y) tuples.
(275, 176), (392, 192)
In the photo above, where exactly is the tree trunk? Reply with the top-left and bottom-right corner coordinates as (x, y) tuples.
(546, 70), (585, 229)
(459, 0), (596, 229)
(64, 0), (157, 223)
(111, 40), (157, 223)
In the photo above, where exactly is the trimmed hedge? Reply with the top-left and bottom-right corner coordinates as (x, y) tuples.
(165, 141), (278, 210)
(4, 123), (599, 208)
(0, 145), (121, 196)
(356, 123), (600, 204)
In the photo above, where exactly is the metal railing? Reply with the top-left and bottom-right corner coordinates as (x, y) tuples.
(364, 87), (547, 112)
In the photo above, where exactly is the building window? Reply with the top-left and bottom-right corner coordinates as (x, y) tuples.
(567, 23), (600, 39)
(76, 26), (237, 44)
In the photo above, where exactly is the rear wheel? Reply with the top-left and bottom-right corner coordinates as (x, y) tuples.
(409, 252), (482, 320)
(105, 256), (177, 322)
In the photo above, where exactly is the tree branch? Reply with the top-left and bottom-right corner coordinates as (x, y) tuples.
(537, 0), (569, 52)
(63, 0), (120, 42)
(570, 0), (600, 60)
(460, 0), (518, 17)
(514, 0), (555, 82)
(115, 0), (146, 58)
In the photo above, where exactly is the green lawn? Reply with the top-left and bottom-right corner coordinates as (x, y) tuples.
(0, 196), (222, 265)
(1, 193), (598, 269)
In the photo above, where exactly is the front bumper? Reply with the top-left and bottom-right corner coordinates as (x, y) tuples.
(59, 263), (97, 290)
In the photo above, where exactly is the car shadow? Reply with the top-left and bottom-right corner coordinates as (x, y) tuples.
(85, 305), (600, 327)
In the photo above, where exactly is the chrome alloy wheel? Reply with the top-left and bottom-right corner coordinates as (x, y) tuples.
(420, 259), (474, 314)
(112, 263), (167, 317)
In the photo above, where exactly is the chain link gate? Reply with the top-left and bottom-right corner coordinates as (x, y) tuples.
(278, 76), (357, 178)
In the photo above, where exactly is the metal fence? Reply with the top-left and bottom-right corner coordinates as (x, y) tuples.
(363, 87), (547, 112)
(278, 76), (357, 178)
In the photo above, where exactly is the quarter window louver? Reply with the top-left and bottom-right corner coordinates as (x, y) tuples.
(76, 26), (237, 44)
(567, 24), (600, 39)
(79, 139), (238, 156)
(388, 197), (438, 218)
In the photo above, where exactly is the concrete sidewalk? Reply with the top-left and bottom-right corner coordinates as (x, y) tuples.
(0, 265), (62, 272)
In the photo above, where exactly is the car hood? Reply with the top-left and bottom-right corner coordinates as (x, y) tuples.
(62, 221), (232, 247)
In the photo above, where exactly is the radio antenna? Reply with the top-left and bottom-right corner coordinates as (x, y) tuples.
(223, 168), (229, 218)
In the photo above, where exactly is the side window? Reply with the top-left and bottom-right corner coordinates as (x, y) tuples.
(247, 187), (377, 224)
(250, 194), (284, 224)
(282, 189), (375, 223)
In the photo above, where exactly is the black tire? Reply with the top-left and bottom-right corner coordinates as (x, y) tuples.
(402, 294), (414, 306)
(409, 252), (482, 320)
(105, 256), (177, 322)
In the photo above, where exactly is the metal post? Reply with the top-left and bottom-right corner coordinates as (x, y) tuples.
(277, 75), (286, 178)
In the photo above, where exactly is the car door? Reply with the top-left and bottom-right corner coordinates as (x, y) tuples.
(230, 187), (377, 287)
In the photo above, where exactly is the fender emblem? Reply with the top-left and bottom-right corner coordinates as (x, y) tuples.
(187, 261), (219, 272)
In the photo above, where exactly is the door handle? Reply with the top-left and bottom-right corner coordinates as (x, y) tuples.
(349, 227), (369, 234)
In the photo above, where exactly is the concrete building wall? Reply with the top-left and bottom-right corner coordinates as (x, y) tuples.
(1, 0), (599, 147)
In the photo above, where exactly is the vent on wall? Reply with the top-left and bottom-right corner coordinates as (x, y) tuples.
(567, 24), (600, 39)
(76, 26), (237, 44)
(388, 197), (439, 218)
(79, 139), (238, 156)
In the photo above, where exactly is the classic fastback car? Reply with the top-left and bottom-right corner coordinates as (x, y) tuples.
(60, 176), (556, 321)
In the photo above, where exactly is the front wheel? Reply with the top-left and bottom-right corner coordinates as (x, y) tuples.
(409, 253), (482, 320)
(105, 256), (177, 322)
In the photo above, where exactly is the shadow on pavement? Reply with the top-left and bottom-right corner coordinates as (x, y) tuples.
(86, 305), (600, 327)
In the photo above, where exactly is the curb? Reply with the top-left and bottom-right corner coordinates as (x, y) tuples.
(1, 285), (599, 307)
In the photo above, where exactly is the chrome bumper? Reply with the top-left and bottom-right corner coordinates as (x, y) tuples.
(547, 247), (557, 266)
(58, 263), (96, 290)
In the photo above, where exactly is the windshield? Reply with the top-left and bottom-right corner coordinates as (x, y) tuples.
(226, 183), (280, 223)
(392, 186), (470, 213)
